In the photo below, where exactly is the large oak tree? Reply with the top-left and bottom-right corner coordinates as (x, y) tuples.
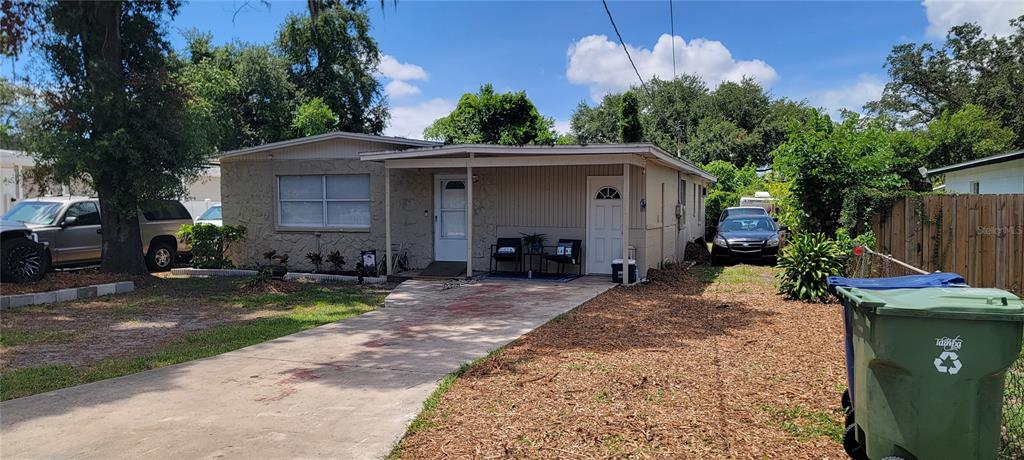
(30, 1), (213, 273)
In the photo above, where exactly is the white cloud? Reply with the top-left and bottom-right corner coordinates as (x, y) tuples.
(378, 55), (428, 81)
(385, 98), (455, 139)
(553, 119), (572, 135)
(385, 80), (421, 98)
(809, 74), (886, 118)
(922, 0), (1024, 37)
(566, 33), (778, 100)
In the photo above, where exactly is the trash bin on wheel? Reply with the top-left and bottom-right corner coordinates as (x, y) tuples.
(827, 273), (968, 408)
(833, 286), (1024, 460)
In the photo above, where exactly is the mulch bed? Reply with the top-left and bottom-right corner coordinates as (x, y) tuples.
(0, 269), (158, 296)
(397, 265), (846, 459)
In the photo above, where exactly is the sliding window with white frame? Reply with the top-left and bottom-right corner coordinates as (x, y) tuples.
(277, 175), (371, 230)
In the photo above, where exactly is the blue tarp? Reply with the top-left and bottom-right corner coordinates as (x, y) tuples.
(827, 272), (968, 290)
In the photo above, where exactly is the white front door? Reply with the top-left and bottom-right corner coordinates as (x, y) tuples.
(586, 176), (624, 274)
(434, 175), (467, 261)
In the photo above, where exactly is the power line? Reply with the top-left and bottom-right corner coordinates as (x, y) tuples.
(601, 0), (647, 91)
(669, 0), (677, 78)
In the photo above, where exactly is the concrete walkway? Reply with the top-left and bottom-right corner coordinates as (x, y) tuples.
(0, 278), (613, 459)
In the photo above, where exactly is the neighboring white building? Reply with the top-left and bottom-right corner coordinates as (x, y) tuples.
(0, 149), (221, 217)
(925, 149), (1024, 194)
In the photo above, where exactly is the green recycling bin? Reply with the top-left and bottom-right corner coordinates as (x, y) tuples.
(834, 286), (1024, 460)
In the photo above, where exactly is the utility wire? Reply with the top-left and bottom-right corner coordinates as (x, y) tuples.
(669, 0), (677, 78)
(601, 0), (648, 93)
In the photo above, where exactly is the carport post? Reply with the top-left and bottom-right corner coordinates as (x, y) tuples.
(385, 166), (392, 276)
(622, 162), (629, 286)
(466, 154), (474, 277)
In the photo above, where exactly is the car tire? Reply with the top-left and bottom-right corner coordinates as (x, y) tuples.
(1, 237), (49, 283)
(145, 241), (176, 272)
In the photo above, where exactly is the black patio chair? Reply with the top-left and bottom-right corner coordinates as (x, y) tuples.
(543, 239), (583, 276)
(490, 237), (523, 273)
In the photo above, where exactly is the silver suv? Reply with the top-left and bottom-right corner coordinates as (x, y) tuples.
(1, 197), (193, 271)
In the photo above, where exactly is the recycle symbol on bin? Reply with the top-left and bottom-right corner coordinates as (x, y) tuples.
(934, 351), (962, 375)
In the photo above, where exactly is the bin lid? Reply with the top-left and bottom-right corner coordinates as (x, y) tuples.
(611, 259), (637, 265)
(834, 287), (1024, 320)
(827, 273), (967, 289)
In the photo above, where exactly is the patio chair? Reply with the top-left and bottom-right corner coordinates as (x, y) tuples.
(490, 237), (523, 273)
(543, 239), (583, 276)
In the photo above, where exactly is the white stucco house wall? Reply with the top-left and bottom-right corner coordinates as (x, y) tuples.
(925, 149), (1024, 194)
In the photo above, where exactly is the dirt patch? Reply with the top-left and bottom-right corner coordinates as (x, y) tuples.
(396, 265), (846, 459)
(0, 269), (158, 295)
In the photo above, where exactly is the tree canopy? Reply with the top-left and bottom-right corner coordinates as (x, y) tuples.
(276, 5), (388, 134)
(570, 76), (813, 166)
(424, 84), (556, 145)
(867, 15), (1024, 147)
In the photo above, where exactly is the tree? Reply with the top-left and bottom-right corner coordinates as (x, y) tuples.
(424, 84), (556, 145)
(867, 16), (1024, 146)
(923, 104), (1014, 168)
(276, 5), (388, 134)
(30, 1), (212, 274)
(0, 77), (39, 149)
(291, 97), (338, 137)
(773, 112), (917, 235)
(178, 32), (296, 150)
(570, 75), (811, 166)
(570, 93), (622, 145)
(618, 90), (642, 142)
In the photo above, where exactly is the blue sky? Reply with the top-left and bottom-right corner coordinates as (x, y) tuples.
(12, 1), (1024, 139)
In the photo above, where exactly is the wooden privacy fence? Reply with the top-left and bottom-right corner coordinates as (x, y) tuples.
(872, 194), (1024, 296)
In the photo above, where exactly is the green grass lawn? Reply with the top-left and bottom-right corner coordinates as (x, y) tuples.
(0, 279), (383, 401)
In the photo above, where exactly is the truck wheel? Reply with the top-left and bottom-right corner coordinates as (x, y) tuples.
(146, 242), (175, 272)
(843, 424), (867, 460)
(1, 238), (49, 283)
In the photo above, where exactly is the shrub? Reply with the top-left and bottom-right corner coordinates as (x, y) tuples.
(177, 224), (246, 269)
(326, 250), (346, 273)
(776, 233), (846, 302)
(306, 251), (324, 273)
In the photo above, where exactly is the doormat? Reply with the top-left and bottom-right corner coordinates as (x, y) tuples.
(481, 272), (581, 283)
(419, 261), (467, 278)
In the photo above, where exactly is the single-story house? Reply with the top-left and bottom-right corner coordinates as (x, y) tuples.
(218, 131), (714, 284)
(924, 149), (1024, 194)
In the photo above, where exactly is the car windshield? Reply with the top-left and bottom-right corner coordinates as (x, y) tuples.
(720, 217), (775, 232)
(198, 206), (222, 220)
(1, 201), (64, 225)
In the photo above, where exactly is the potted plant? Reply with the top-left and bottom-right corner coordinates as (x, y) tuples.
(520, 232), (547, 254)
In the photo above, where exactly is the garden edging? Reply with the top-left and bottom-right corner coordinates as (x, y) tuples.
(170, 268), (387, 284)
(0, 281), (135, 310)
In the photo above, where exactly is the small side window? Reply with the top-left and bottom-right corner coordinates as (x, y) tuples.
(66, 202), (100, 226)
(142, 201), (193, 221)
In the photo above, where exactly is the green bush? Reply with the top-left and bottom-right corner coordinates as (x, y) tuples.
(177, 223), (247, 269)
(776, 233), (845, 302)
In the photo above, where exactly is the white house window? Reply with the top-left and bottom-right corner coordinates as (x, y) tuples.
(278, 175), (370, 229)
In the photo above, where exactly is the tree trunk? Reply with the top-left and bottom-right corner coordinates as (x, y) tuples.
(96, 180), (148, 274)
(77, 1), (147, 274)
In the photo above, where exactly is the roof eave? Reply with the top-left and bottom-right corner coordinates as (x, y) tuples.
(218, 132), (440, 160)
(925, 149), (1024, 176)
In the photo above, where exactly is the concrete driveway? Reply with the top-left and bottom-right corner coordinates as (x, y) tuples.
(0, 278), (613, 459)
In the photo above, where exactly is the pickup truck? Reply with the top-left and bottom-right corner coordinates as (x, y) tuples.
(1, 197), (192, 272)
(0, 220), (49, 282)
